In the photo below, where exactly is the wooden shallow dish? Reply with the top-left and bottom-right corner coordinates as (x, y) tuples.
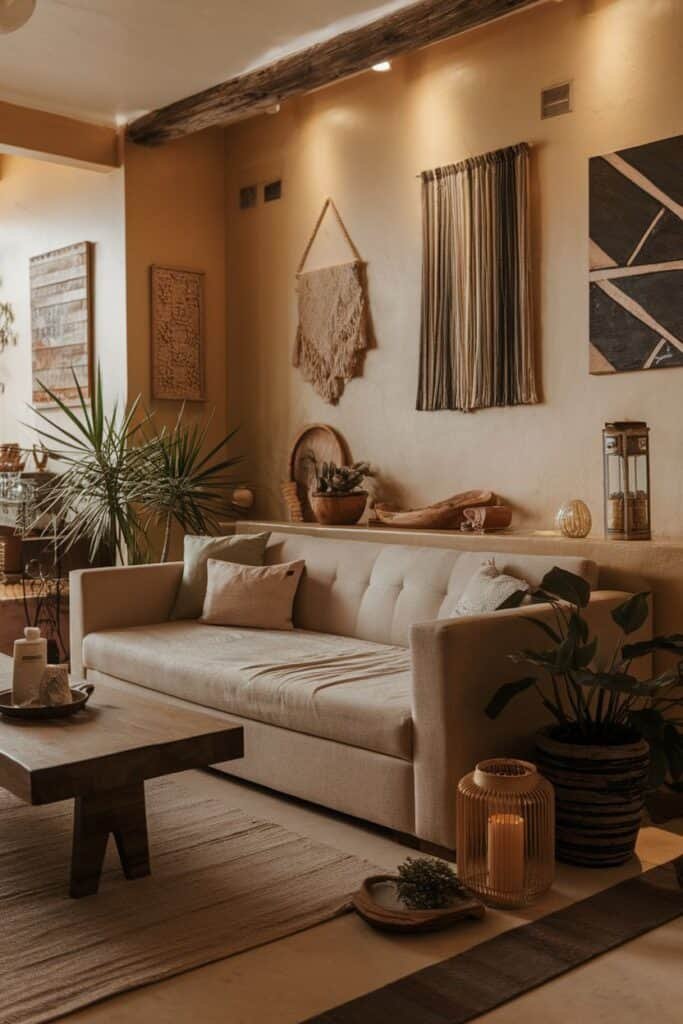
(0, 684), (94, 721)
(352, 874), (485, 933)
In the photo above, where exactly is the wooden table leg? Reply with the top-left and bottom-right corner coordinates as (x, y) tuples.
(70, 782), (150, 898)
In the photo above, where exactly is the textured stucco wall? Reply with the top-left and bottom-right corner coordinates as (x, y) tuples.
(224, 0), (683, 537)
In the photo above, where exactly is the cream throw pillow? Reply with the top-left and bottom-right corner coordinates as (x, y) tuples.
(201, 558), (305, 630)
(171, 532), (270, 621)
(454, 560), (529, 617)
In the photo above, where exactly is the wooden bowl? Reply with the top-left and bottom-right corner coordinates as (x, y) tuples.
(0, 684), (95, 721)
(310, 491), (367, 526)
(352, 874), (485, 933)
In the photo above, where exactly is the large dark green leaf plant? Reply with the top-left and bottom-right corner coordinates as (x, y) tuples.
(485, 567), (683, 789)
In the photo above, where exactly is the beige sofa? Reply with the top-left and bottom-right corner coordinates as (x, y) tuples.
(70, 531), (650, 852)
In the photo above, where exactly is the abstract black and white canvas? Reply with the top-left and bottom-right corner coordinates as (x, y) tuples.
(589, 133), (682, 374)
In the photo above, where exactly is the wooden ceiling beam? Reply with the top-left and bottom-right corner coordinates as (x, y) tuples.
(127, 0), (539, 145)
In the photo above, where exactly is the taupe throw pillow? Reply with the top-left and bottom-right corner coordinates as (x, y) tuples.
(200, 559), (305, 631)
(454, 560), (529, 617)
(171, 532), (270, 620)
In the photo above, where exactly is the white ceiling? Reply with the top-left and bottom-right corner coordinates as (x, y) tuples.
(0, 0), (416, 125)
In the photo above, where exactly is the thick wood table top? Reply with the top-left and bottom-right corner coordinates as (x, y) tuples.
(0, 656), (243, 805)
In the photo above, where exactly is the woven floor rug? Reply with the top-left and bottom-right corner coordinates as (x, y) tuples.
(308, 855), (683, 1023)
(0, 776), (376, 1024)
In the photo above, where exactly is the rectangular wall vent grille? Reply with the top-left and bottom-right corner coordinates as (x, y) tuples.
(541, 82), (571, 119)
(239, 185), (257, 209)
(264, 179), (282, 203)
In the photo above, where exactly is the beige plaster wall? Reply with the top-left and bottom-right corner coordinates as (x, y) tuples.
(124, 129), (228, 442)
(0, 153), (126, 449)
(123, 129), (229, 558)
(224, 0), (683, 537)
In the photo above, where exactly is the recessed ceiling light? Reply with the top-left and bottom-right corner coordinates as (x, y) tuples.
(0, 0), (36, 35)
(372, 61), (392, 73)
(266, 103), (281, 115)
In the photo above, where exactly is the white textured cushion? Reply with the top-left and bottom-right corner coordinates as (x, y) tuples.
(83, 621), (413, 759)
(171, 532), (270, 621)
(201, 558), (305, 630)
(453, 560), (529, 617)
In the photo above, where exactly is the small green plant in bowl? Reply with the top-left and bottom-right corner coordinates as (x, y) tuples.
(314, 460), (372, 495)
(307, 459), (374, 525)
(396, 856), (465, 910)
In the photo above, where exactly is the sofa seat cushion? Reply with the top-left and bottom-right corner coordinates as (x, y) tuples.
(83, 621), (413, 760)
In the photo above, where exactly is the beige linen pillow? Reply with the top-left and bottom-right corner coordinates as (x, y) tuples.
(201, 558), (305, 630)
(171, 532), (270, 620)
(454, 560), (529, 617)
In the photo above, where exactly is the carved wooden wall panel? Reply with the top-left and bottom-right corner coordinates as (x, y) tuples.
(151, 265), (205, 401)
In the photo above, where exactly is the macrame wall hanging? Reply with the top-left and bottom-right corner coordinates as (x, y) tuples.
(293, 198), (370, 404)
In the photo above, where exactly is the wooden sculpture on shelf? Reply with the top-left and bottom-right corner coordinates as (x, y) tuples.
(373, 490), (497, 530)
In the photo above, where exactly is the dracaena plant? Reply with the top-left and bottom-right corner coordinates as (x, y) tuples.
(29, 367), (243, 565)
(485, 567), (683, 790)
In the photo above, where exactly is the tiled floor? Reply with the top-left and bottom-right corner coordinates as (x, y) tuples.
(64, 769), (683, 1024)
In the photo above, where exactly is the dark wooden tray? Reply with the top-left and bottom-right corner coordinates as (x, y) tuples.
(0, 684), (94, 720)
(352, 874), (485, 933)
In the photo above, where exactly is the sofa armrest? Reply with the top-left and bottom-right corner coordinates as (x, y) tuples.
(69, 562), (183, 680)
(409, 591), (652, 850)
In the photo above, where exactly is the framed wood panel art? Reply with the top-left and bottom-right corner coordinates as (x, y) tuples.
(151, 265), (205, 401)
(30, 241), (93, 407)
(589, 133), (682, 374)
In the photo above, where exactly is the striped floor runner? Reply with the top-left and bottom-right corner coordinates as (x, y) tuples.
(307, 856), (683, 1024)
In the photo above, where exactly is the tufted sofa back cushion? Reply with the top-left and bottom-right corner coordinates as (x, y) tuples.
(264, 533), (599, 647)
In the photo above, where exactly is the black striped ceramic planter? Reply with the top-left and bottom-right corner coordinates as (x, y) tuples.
(535, 727), (650, 868)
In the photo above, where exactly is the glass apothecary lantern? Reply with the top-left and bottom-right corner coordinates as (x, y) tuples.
(603, 421), (651, 541)
(456, 759), (555, 908)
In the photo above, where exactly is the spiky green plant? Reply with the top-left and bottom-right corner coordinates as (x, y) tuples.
(129, 411), (243, 563)
(29, 367), (144, 564)
(28, 367), (242, 565)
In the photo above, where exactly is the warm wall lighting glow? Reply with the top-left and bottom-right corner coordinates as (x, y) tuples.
(0, 0), (35, 34)
(372, 61), (392, 72)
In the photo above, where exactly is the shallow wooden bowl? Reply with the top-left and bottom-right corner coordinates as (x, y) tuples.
(352, 874), (485, 933)
(0, 684), (94, 721)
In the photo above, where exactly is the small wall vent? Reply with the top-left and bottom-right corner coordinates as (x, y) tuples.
(264, 179), (282, 203)
(239, 185), (257, 209)
(541, 82), (571, 119)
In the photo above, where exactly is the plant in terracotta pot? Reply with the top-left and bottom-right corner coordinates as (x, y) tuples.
(486, 567), (683, 867)
(309, 460), (373, 525)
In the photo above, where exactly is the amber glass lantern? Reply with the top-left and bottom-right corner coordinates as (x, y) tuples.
(603, 422), (651, 540)
(456, 759), (554, 908)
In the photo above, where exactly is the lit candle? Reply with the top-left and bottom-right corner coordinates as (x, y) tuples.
(487, 813), (525, 893)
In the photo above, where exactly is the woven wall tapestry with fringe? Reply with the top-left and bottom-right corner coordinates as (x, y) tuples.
(417, 142), (538, 412)
(293, 199), (370, 404)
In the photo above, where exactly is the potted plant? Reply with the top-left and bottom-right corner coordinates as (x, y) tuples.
(486, 567), (683, 867)
(29, 367), (243, 565)
(310, 460), (372, 525)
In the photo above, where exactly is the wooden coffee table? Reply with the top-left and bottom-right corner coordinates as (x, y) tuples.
(0, 656), (243, 898)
